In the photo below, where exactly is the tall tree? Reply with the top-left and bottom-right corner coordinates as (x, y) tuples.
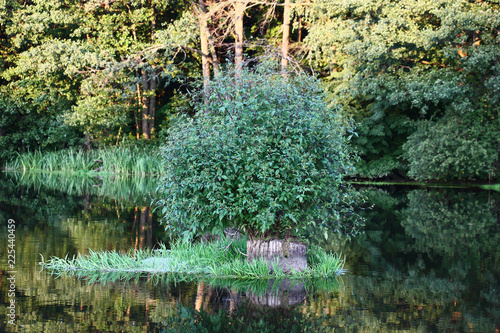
(233, 0), (247, 72)
(298, 0), (500, 180)
(195, 0), (211, 91)
(281, 0), (291, 74)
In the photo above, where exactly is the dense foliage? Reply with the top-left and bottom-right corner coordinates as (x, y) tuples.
(297, 0), (500, 180)
(403, 118), (498, 181)
(156, 66), (357, 241)
(1, 0), (499, 181)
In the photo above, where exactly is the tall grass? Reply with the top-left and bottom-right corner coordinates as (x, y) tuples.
(4, 147), (163, 175)
(40, 237), (346, 282)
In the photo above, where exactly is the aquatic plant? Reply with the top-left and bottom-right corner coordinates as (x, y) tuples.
(4, 146), (162, 175)
(40, 237), (345, 281)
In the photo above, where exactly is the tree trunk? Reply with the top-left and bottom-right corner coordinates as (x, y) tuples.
(234, 1), (246, 73)
(133, 206), (139, 250)
(139, 206), (148, 248)
(134, 82), (141, 139)
(148, 69), (156, 137)
(281, 0), (291, 75)
(297, 16), (302, 42)
(151, 2), (156, 43)
(207, 27), (220, 74)
(195, 281), (205, 311)
(146, 207), (152, 247)
(84, 132), (93, 150)
(247, 238), (307, 273)
(141, 69), (150, 139)
(199, 0), (211, 94)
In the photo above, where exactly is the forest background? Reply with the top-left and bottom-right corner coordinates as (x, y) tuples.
(1, 0), (499, 182)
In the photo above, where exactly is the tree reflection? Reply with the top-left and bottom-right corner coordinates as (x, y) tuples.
(309, 186), (499, 332)
(402, 189), (499, 257)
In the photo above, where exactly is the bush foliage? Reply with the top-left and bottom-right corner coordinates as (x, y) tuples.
(403, 118), (499, 181)
(156, 66), (357, 241)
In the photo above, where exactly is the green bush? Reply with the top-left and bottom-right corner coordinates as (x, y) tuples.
(156, 65), (357, 241)
(403, 119), (498, 181)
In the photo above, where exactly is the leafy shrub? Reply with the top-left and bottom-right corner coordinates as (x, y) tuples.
(156, 65), (358, 241)
(352, 115), (414, 179)
(403, 119), (498, 181)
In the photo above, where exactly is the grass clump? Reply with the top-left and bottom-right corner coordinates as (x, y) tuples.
(5, 146), (162, 175)
(41, 237), (345, 281)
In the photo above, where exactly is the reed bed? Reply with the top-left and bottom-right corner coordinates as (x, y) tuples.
(5, 147), (163, 176)
(40, 237), (346, 282)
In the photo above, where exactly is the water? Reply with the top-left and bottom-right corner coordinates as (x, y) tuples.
(0, 173), (498, 332)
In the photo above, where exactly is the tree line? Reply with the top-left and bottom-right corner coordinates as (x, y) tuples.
(1, 0), (498, 181)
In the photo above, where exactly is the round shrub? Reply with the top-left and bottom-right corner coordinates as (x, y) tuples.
(403, 119), (498, 181)
(156, 66), (357, 241)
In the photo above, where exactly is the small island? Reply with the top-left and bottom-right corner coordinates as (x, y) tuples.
(42, 64), (360, 279)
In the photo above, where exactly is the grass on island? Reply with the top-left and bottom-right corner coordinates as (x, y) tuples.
(5, 147), (162, 175)
(40, 237), (345, 282)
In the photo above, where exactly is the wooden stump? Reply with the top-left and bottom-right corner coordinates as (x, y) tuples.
(247, 238), (307, 273)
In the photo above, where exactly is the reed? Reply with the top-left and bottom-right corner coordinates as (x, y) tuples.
(40, 237), (346, 281)
(5, 147), (163, 175)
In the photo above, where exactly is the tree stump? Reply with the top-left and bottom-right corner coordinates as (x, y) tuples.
(246, 238), (307, 273)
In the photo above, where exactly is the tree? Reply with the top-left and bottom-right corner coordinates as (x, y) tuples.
(233, 0), (247, 71)
(192, 0), (212, 92)
(281, 0), (291, 74)
(297, 0), (500, 180)
(0, 0), (190, 149)
(403, 117), (499, 181)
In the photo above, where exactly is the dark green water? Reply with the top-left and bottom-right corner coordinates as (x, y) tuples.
(0, 173), (498, 332)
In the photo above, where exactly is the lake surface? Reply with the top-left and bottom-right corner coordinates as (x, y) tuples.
(0, 172), (498, 332)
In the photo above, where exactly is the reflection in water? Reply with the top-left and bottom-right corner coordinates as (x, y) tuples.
(133, 206), (154, 250)
(403, 189), (499, 256)
(0, 173), (499, 332)
(247, 279), (306, 308)
(162, 279), (341, 333)
(9, 171), (157, 203)
(310, 186), (499, 332)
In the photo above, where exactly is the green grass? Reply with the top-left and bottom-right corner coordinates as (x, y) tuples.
(40, 237), (346, 283)
(4, 147), (163, 176)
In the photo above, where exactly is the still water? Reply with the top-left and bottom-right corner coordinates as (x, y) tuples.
(0, 172), (498, 332)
